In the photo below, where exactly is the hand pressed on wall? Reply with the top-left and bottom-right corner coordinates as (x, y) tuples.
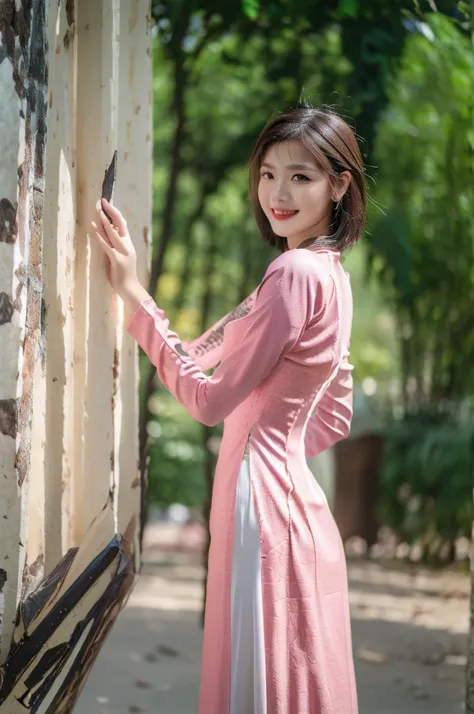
(91, 198), (150, 317)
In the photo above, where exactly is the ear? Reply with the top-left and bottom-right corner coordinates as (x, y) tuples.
(333, 171), (351, 201)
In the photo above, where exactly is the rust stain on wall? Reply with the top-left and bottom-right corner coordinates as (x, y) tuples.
(129, 0), (140, 33)
(13, 263), (25, 313)
(21, 553), (45, 597)
(111, 348), (120, 408)
(26, 553), (44, 579)
(14, 446), (28, 488)
(0, 399), (17, 439)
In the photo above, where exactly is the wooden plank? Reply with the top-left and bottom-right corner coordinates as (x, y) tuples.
(73, 0), (121, 543)
(115, 0), (152, 560)
(39, 0), (78, 567)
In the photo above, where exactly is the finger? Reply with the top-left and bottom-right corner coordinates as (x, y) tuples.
(93, 230), (114, 258)
(91, 220), (113, 247)
(99, 209), (125, 252)
(101, 198), (127, 235)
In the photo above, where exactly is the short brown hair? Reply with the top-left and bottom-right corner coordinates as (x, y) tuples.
(249, 107), (366, 253)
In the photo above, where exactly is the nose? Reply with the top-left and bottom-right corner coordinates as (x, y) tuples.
(271, 179), (291, 204)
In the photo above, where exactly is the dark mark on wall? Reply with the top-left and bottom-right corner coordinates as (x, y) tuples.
(28, 1), (47, 86)
(0, 569), (7, 593)
(0, 399), (17, 439)
(35, 87), (47, 177)
(0, 4), (15, 64)
(0, 0), (31, 97)
(0, 293), (14, 325)
(110, 347), (120, 474)
(63, 26), (74, 51)
(39, 297), (47, 368)
(0, 1), (14, 25)
(63, 0), (76, 53)
(0, 198), (17, 243)
(66, 0), (75, 27)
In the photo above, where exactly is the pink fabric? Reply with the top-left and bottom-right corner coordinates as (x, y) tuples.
(181, 290), (353, 460)
(128, 248), (358, 714)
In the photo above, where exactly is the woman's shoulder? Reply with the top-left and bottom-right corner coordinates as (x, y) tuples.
(262, 249), (332, 285)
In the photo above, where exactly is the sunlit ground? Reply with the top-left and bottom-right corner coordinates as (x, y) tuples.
(76, 521), (469, 714)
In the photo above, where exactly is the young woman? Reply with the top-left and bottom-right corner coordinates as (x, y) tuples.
(92, 106), (366, 714)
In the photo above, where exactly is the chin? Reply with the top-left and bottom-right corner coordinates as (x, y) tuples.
(271, 226), (289, 238)
(268, 219), (296, 238)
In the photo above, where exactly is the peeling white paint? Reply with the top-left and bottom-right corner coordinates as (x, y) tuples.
(0, 0), (151, 678)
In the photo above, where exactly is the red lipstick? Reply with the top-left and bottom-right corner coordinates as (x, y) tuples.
(271, 208), (299, 221)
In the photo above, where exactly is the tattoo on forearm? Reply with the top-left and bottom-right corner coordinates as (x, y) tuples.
(183, 294), (255, 359)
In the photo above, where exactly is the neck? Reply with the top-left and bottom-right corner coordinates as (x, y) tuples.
(286, 217), (333, 250)
(295, 236), (330, 250)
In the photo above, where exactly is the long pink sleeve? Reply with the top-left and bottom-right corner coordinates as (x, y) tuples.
(127, 253), (322, 427)
(305, 350), (353, 459)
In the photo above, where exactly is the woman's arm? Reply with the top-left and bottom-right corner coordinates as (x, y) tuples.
(179, 289), (258, 371)
(127, 253), (322, 426)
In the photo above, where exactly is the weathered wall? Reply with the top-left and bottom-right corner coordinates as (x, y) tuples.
(0, 0), (151, 709)
(0, 0), (50, 666)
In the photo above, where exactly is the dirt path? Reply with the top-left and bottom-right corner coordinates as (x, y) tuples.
(76, 525), (469, 714)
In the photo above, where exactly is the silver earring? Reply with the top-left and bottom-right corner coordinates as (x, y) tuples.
(334, 198), (341, 212)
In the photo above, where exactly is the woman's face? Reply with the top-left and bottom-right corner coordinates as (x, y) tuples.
(258, 140), (342, 249)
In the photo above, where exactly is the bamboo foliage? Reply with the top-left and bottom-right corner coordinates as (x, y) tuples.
(0, 1), (151, 711)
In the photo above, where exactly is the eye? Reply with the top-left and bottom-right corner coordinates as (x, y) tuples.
(260, 171), (273, 179)
(292, 174), (310, 182)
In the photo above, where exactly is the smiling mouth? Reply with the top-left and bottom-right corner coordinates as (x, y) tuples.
(271, 208), (299, 221)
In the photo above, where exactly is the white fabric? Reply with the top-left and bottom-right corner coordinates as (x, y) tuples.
(230, 454), (267, 714)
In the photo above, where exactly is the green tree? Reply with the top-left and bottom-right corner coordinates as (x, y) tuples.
(369, 12), (474, 412)
(369, 11), (473, 569)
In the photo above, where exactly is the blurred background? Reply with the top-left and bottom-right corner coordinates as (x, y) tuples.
(144, 0), (473, 566)
(78, 1), (473, 712)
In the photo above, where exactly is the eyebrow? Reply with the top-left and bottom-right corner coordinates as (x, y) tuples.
(261, 162), (319, 172)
